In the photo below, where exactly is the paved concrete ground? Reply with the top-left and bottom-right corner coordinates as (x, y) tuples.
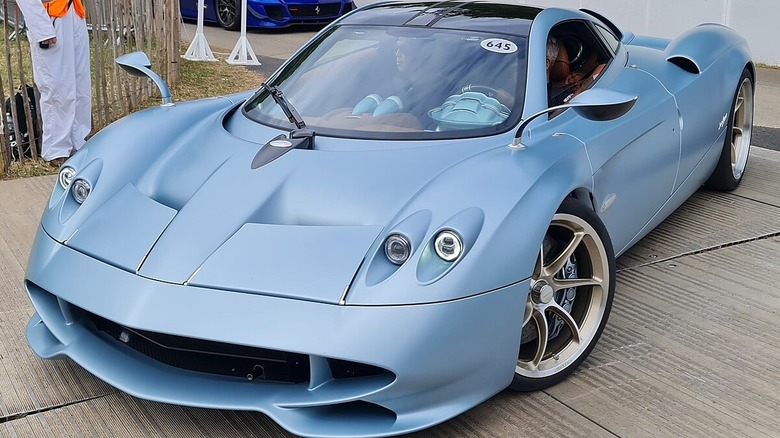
(1, 17), (779, 438)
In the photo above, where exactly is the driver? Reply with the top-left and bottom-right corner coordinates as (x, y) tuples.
(547, 36), (583, 107)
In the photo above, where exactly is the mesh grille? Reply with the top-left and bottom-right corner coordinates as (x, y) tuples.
(87, 312), (311, 383)
(288, 3), (342, 18)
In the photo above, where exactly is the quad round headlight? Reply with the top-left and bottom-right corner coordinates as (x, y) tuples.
(58, 166), (76, 189)
(384, 234), (411, 265)
(71, 179), (92, 204)
(434, 230), (463, 262)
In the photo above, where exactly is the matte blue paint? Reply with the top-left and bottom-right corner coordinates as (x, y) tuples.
(26, 228), (526, 437)
(189, 223), (383, 303)
(24, 2), (753, 436)
(66, 184), (176, 272)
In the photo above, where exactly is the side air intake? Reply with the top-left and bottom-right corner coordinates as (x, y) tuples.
(667, 56), (700, 74)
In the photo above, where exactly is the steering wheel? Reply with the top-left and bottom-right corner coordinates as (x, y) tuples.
(461, 84), (500, 98)
(460, 84), (514, 108)
(560, 36), (584, 67)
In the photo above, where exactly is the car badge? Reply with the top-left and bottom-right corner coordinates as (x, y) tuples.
(718, 112), (728, 131)
(600, 193), (617, 214)
(315, 5), (320, 14)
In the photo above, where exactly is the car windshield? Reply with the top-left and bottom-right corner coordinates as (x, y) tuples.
(244, 25), (527, 140)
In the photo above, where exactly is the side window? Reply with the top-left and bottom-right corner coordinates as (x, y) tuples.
(594, 24), (620, 54)
(547, 21), (614, 111)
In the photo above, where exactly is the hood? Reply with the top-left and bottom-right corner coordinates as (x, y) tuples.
(54, 102), (504, 304)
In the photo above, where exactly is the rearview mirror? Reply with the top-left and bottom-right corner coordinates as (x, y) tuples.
(511, 89), (638, 149)
(116, 51), (173, 107)
(567, 89), (639, 121)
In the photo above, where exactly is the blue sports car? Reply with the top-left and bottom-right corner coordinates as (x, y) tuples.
(180, 0), (356, 30)
(25, 1), (753, 437)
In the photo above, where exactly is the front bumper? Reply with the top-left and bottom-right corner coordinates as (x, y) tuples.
(25, 227), (529, 437)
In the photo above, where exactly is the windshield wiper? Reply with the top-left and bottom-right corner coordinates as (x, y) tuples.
(261, 83), (306, 129)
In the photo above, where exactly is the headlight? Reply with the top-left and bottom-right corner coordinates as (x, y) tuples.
(58, 166), (76, 189)
(434, 230), (463, 262)
(384, 233), (411, 265)
(71, 179), (92, 204)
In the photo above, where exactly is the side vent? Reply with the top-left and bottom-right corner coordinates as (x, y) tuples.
(667, 56), (700, 74)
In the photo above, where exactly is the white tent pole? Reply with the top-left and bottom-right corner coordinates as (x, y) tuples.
(227, 0), (261, 65)
(184, 0), (217, 61)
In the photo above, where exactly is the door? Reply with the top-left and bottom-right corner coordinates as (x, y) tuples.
(584, 67), (680, 253)
(534, 66), (681, 254)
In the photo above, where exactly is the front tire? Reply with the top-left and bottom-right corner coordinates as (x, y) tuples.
(704, 68), (754, 190)
(510, 198), (615, 391)
(216, 0), (241, 31)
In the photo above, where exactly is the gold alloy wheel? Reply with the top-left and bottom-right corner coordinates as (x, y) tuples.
(516, 212), (610, 378)
(730, 76), (754, 181)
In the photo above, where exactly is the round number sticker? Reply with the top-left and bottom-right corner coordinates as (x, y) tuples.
(480, 38), (518, 54)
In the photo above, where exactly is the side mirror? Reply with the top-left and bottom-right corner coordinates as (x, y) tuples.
(511, 89), (638, 149)
(116, 51), (173, 107)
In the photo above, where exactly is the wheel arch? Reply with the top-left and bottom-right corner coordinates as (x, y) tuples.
(567, 187), (598, 213)
(475, 148), (596, 288)
(745, 61), (756, 84)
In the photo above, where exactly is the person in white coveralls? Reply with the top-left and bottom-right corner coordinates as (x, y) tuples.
(15, 0), (91, 167)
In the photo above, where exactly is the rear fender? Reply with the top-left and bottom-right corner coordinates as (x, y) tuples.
(665, 23), (750, 75)
(661, 26), (752, 189)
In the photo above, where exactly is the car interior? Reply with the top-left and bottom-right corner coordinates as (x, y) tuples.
(548, 20), (615, 111)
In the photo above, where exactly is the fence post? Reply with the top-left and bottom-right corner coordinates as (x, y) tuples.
(0, 54), (8, 173)
(0, 0), (11, 174)
(2, 1), (24, 164)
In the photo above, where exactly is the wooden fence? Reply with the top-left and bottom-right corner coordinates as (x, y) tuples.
(0, 0), (181, 174)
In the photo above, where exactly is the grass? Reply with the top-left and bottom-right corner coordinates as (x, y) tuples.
(1, 35), (265, 180)
(174, 57), (263, 102)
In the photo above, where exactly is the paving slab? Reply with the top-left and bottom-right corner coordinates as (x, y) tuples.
(0, 176), (54, 313)
(732, 146), (780, 206)
(1, 392), (293, 438)
(0, 309), (113, 421)
(550, 237), (780, 438)
(0, 176), (56, 270)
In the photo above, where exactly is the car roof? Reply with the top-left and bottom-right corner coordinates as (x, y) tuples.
(339, 1), (541, 36)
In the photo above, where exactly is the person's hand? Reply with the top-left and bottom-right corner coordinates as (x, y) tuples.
(565, 72), (583, 85)
(42, 37), (57, 46)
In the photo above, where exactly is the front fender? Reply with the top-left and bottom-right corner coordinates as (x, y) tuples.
(347, 134), (593, 305)
(40, 97), (240, 244)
